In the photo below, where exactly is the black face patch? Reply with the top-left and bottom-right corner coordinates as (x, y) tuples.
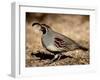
(41, 27), (46, 34)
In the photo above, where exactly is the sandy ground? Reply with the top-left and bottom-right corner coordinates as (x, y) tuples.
(25, 13), (89, 67)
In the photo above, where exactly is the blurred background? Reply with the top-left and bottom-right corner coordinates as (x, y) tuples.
(26, 12), (89, 67)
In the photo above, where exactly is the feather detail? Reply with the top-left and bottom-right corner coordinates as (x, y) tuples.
(54, 37), (66, 48)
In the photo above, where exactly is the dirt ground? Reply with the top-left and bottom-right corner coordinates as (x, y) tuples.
(25, 13), (89, 67)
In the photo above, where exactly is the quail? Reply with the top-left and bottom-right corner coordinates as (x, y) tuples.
(32, 23), (88, 64)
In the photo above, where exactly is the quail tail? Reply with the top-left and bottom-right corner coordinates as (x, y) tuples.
(79, 46), (88, 51)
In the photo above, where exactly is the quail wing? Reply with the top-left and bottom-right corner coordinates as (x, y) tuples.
(53, 32), (80, 51)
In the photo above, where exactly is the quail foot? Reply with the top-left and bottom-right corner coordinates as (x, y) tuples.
(32, 23), (88, 64)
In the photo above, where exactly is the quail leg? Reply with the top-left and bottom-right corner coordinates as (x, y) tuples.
(56, 54), (62, 61)
(48, 54), (62, 64)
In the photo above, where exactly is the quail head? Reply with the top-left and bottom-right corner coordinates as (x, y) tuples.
(32, 23), (88, 63)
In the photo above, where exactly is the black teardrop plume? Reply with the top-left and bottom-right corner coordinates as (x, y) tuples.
(32, 23), (41, 27)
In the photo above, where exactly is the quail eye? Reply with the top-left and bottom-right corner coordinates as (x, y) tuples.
(41, 27), (46, 34)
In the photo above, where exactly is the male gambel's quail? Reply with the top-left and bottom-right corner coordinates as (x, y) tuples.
(32, 23), (88, 63)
